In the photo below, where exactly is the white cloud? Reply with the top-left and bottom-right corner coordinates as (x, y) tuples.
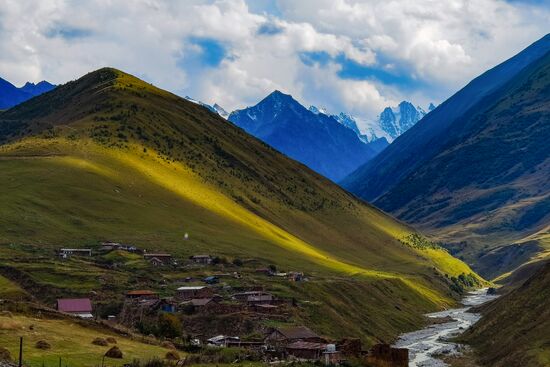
(0, 0), (548, 121)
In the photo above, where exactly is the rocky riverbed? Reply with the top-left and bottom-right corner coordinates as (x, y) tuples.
(393, 288), (499, 367)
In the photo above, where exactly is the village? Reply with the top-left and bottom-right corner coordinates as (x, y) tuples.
(39, 242), (409, 366)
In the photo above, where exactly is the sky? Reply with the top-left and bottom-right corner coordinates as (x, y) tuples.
(0, 0), (549, 127)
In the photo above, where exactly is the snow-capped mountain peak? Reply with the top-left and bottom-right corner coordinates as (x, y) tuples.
(309, 105), (328, 115)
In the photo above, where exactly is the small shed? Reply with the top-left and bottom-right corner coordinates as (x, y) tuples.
(266, 326), (324, 345)
(144, 253), (173, 266)
(190, 255), (212, 265)
(207, 335), (240, 347)
(176, 286), (213, 300)
(286, 341), (327, 360)
(59, 248), (92, 258)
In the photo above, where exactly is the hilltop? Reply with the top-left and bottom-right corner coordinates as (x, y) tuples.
(0, 67), (481, 344)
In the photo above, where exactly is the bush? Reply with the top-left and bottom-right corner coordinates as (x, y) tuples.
(158, 313), (182, 339)
(232, 258), (243, 267)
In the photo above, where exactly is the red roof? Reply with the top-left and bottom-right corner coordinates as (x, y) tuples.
(57, 298), (92, 313)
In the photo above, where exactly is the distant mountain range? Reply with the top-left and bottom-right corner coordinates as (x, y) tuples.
(0, 78), (55, 109)
(227, 91), (383, 181)
(342, 33), (550, 279)
(310, 101), (433, 144)
(185, 92), (429, 181)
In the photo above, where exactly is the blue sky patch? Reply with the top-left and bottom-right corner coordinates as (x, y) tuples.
(257, 22), (284, 36)
(299, 51), (332, 67)
(188, 37), (227, 67)
(45, 25), (92, 40)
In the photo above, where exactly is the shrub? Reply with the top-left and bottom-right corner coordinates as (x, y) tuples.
(232, 258), (243, 267)
(158, 313), (182, 339)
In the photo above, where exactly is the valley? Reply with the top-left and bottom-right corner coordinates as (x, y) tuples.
(0, 67), (483, 366)
(0, 6), (548, 364)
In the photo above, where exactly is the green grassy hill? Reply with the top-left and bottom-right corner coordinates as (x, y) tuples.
(0, 68), (480, 344)
(461, 260), (550, 367)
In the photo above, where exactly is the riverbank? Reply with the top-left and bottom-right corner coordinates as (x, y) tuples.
(393, 289), (498, 367)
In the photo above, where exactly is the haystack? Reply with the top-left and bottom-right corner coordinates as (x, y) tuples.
(105, 346), (123, 359)
(35, 340), (51, 350)
(0, 346), (12, 361)
(92, 337), (109, 346)
(165, 350), (180, 361)
(106, 337), (117, 344)
(161, 341), (176, 350)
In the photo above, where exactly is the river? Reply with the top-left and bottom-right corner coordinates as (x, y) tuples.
(393, 288), (499, 367)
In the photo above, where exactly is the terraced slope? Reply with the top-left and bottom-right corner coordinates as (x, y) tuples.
(343, 35), (550, 279)
(0, 68), (480, 342)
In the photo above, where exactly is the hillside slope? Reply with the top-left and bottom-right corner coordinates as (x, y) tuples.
(229, 91), (379, 182)
(461, 261), (550, 367)
(0, 68), (480, 343)
(343, 35), (550, 279)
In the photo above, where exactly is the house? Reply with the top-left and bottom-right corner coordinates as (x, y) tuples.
(207, 335), (240, 347)
(57, 298), (93, 318)
(159, 298), (178, 312)
(190, 255), (212, 265)
(286, 341), (327, 360)
(126, 290), (159, 300)
(266, 326), (324, 345)
(144, 253), (173, 266)
(365, 344), (408, 367)
(59, 248), (92, 258)
(251, 304), (279, 313)
(232, 291), (273, 302)
(247, 294), (274, 305)
(176, 286), (213, 300)
(184, 298), (217, 310)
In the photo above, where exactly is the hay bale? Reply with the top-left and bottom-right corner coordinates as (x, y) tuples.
(35, 340), (51, 350)
(106, 337), (117, 344)
(0, 346), (12, 361)
(92, 337), (109, 346)
(161, 341), (176, 350)
(105, 346), (123, 359)
(165, 350), (180, 361)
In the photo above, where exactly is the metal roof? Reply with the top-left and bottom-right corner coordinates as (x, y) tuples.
(57, 298), (92, 313)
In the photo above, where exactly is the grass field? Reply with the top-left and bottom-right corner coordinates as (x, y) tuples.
(0, 314), (169, 367)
